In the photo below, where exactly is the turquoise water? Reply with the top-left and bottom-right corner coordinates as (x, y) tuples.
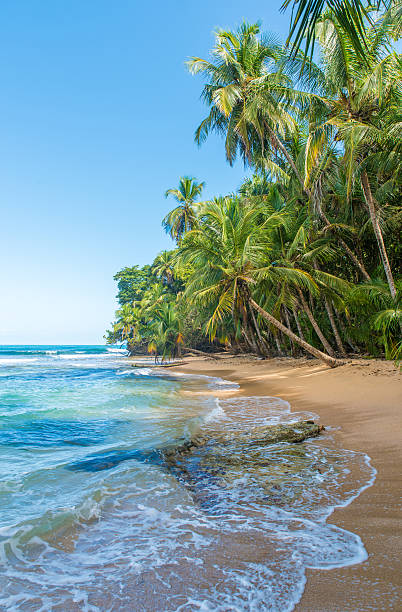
(0, 346), (375, 611)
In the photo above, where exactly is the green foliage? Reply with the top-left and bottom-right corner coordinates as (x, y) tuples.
(106, 7), (401, 365)
(162, 177), (205, 243)
(281, 0), (392, 65)
(114, 266), (153, 305)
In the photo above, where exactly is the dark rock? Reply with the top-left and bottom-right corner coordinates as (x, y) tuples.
(66, 421), (325, 513)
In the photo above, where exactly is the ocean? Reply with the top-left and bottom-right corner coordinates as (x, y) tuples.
(0, 346), (375, 611)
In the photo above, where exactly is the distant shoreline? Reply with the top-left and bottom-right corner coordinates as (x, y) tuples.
(169, 355), (402, 611)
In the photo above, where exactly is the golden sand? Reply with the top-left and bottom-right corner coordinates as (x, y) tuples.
(171, 355), (402, 611)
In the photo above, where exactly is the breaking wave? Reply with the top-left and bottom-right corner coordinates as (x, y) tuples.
(0, 349), (376, 611)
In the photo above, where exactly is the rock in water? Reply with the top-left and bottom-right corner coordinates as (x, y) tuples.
(210, 421), (324, 446)
(161, 420), (324, 462)
(160, 420), (325, 508)
(67, 421), (325, 511)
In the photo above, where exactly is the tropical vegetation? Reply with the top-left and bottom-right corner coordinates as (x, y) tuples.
(106, 1), (401, 367)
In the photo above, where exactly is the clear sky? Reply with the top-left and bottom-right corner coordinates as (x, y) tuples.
(0, 0), (290, 344)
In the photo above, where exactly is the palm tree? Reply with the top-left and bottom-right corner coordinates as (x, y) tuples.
(280, 0), (392, 62)
(162, 176), (205, 242)
(188, 22), (373, 282)
(349, 279), (402, 358)
(187, 23), (304, 171)
(152, 251), (176, 287)
(147, 302), (184, 360)
(305, 7), (401, 298)
(179, 196), (342, 366)
(254, 185), (350, 356)
(106, 303), (143, 350)
(140, 282), (167, 312)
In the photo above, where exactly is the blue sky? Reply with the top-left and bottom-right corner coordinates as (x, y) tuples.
(0, 0), (290, 344)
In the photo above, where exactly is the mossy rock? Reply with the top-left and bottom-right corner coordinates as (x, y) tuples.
(159, 420), (325, 507)
(162, 420), (323, 463)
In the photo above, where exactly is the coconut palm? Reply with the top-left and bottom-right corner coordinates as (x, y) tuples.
(281, 0), (393, 62)
(188, 22), (375, 283)
(105, 303), (144, 351)
(304, 6), (401, 298)
(179, 196), (342, 366)
(147, 301), (184, 360)
(152, 250), (177, 287)
(163, 176), (205, 242)
(349, 279), (402, 358)
(187, 22), (308, 173)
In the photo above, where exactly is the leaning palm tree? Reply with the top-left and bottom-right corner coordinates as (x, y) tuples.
(305, 7), (401, 298)
(265, 196), (351, 356)
(187, 21), (373, 283)
(179, 196), (342, 367)
(162, 176), (205, 242)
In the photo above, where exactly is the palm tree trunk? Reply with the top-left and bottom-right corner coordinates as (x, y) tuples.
(334, 308), (358, 353)
(316, 208), (370, 281)
(271, 128), (306, 201)
(314, 202), (371, 281)
(361, 170), (396, 300)
(247, 321), (260, 354)
(292, 307), (306, 341)
(233, 338), (244, 354)
(267, 126), (304, 187)
(249, 298), (342, 368)
(283, 307), (295, 355)
(241, 320), (258, 354)
(336, 236), (371, 281)
(324, 297), (347, 357)
(312, 261), (347, 357)
(249, 305), (270, 356)
(296, 289), (336, 357)
(274, 335), (283, 356)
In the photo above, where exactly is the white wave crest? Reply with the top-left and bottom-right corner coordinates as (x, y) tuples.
(116, 367), (152, 377)
(58, 354), (102, 360)
(0, 358), (39, 365)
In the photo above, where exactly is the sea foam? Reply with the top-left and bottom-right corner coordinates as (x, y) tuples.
(0, 354), (376, 611)
(0, 358), (39, 365)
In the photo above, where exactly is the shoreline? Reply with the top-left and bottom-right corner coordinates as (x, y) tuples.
(169, 355), (402, 611)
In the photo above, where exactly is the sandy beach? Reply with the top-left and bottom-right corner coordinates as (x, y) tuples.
(171, 355), (402, 611)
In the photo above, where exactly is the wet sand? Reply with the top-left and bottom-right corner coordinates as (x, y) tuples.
(170, 356), (402, 611)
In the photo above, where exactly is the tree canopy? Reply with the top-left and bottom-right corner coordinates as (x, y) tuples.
(107, 4), (401, 366)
